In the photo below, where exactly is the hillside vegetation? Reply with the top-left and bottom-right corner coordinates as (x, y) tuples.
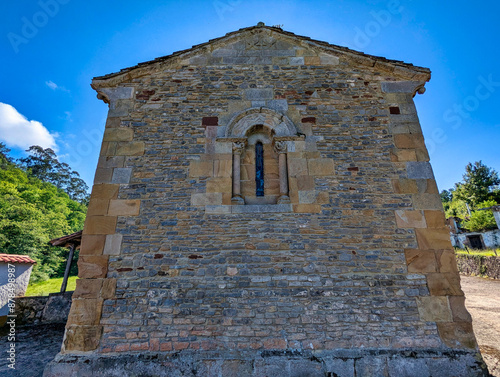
(0, 143), (88, 282)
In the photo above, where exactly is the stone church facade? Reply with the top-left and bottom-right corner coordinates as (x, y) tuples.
(45, 24), (489, 376)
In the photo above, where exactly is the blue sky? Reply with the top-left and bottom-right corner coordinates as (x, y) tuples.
(1, 0), (499, 192)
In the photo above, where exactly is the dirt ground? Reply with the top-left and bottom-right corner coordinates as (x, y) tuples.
(0, 276), (498, 377)
(0, 323), (65, 377)
(461, 275), (500, 376)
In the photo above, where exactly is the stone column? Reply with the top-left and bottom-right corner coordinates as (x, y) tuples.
(274, 141), (290, 204)
(231, 141), (245, 205)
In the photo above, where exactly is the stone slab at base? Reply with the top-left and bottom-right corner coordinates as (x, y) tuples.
(43, 349), (490, 377)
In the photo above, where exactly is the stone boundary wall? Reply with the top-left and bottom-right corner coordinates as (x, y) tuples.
(10, 291), (73, 326)
(457, 254), (500, 279)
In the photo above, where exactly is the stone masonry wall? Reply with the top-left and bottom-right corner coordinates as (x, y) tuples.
(55, 27), (484, 375)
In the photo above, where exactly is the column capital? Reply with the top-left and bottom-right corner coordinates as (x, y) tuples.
(232, 141), (246, 154)
(273, 141), (288, 154)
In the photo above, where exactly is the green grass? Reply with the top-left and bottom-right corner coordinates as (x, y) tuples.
(455, 248), (499, 257)
(24, 276), (78, 297)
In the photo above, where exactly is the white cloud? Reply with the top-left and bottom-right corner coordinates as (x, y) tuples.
(46, 80), (58, 90)
(0, 103), (58, 151)
(45, 80), (70, 92)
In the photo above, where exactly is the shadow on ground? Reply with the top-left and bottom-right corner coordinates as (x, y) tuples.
(0, 323), (65, 377)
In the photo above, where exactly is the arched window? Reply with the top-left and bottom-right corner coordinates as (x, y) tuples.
(255, 141), (264, 196)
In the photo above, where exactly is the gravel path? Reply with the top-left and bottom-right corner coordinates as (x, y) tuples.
(0, 276), (498, 376)
(461, 275), (500, 377)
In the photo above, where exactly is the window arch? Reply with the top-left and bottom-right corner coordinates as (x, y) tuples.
(227, 107), (295, 206)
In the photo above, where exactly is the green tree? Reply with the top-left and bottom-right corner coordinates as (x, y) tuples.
(444, 197), (469, 220)
(0, 142), (13, 168)
(19, 146), (90, 204)
(454, 161), (500, 209)
(0, 147), (87, 282)
(461, 200), (498, 232)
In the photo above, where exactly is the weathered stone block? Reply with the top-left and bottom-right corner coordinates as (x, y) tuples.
(244, 88), (273, 100)
(103, 234), (123, 255)
(86, 199), (110, 216)
(103, 128), (134, 142)
(189, 160), (214, 177)
(448, 296), (472, 323)
(78, 255), (109, 279)
(80, 235), (106, 256)
(289, 56), (305, 65)
(115, 142), (145, 156)
(394, 134), (421, 149)
(415, 147), (430, 162)
(91, 184), (119, 200)
(298, 190), (317, 204)
(101, 278), (117, 299)
(437, 322), (477, 349)
(98, 156), (125, 169)
(416, 296), (452, 322)
(392, 178), (418, 194)
(308, 158), (334, 176)
(395, 210), (426, 228)
(73, 279), (103, 299)
(191, 193), (223, 206)
(426, 273), (463, 296)
(392, 149), (417, 162)
(412, 193), (444, 210)
(381, 81), (423, 93)
(436, 250), (459, 273)
(105, 117), (121, 128)
(415, 228), (451, 250)
(111, 168), (132, 184)
(387, 357), (430, 377)
(354, 356), (388, 376)
(304, 56), (320, 65)
(424, 210), (446, 228)
(296, 175), (314, 191)
(405, 249), (437, 273)
(407, 161), (434, 179)
(108, 99), (134, 117)
(83, 216), (117, 235)
(323, 357), (354, 377)
(67, 298), (103, 326)
(206, 178), (232, 193)
(213, 160), (232, 178)
(205, 205), (232, 214)
(64, 325), (103, 352)
(320, 54), (340, 65)
(108, 199), (141, 216)
(100, 86), (134, 102)
(316, 191), (329, 204)
(287, 158), (308, 177)
(293, 204), (321, 213)
(267, 99), (288, 112)
(93, 168), (112, 184)
(221, 360), (254, 376)
(100, 141), (116, 156)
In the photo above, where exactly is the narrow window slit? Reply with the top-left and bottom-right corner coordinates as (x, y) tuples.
(255, 142), (264, 196)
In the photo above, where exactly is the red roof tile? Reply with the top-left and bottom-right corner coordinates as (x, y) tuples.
(0, 253), (37, 264)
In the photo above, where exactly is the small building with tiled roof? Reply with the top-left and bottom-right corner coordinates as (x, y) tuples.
(0, 253), (37, 319)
